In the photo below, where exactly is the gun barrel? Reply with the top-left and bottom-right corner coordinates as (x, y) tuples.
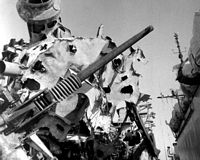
(49, 25), (154, 102)
(0, 60), (22, 76)
(78, 25), (154, 81)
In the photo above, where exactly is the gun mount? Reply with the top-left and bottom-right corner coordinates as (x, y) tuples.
(0, 26), (154, 138)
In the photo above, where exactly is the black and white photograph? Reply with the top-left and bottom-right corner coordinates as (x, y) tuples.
(0, 0), (200, 159)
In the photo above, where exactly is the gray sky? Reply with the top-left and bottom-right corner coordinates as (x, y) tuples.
(0, 0), (200, 159)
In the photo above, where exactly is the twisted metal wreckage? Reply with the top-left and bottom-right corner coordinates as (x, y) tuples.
(0, 0), (159, 159)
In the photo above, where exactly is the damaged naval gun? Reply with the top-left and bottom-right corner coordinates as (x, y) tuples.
(0, 0), (157, 159)
(0, 27), (154, 159)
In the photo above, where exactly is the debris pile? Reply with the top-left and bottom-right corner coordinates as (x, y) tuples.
(0, 0), (158, 159)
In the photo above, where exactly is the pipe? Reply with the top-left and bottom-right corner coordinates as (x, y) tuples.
(0, 60), (22, 76)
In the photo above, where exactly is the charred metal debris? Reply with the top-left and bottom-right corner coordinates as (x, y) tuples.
(0, 1), (159, 160)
